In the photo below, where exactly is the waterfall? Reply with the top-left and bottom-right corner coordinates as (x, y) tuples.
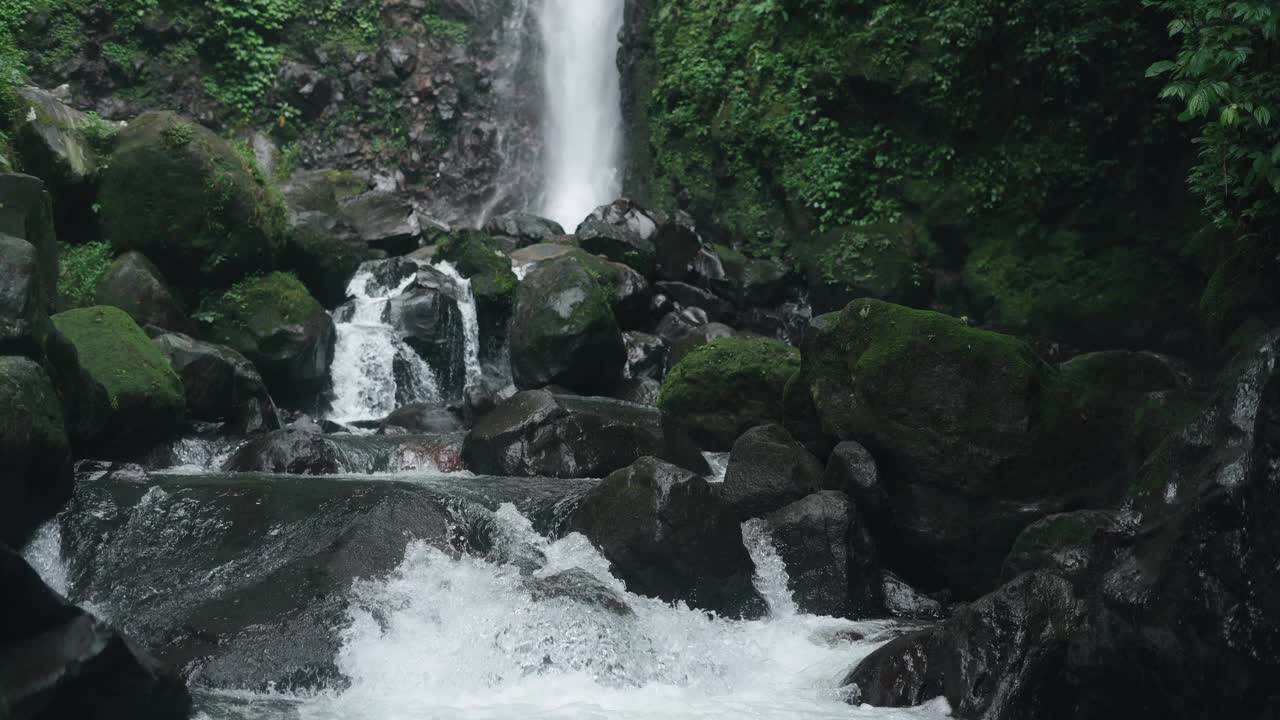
(474, 0), (539, 227)
(433, 261), (483, 393)
(538, 0), (626, 229)
(327, 262), (442, 424)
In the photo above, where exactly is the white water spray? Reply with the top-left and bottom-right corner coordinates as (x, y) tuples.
(433, 260), (483, 393)
(327, 263), (441, 424)
(538, 0), (626, 229)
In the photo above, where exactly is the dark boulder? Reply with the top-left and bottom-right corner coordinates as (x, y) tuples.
(881, 571), (944, 620)
(462, 390), (708, 478)
(823, 441), (891, 540)
(575, 218), (655, 277)
(0, 174), (57, 314)
(94, 251), (194, 334)
(0, 233), (46, 353)
(338, 190), (422, 256)
(386, 266), (466, 399)
(0, 357), (71, 548)
(47, 306), (185, 457)
(225, 430), (467, 475)
(1001, 510), (1117, 587)
(653, 281), (733, 322)
(659, 337), (800, 451)
(199, 273), (335, 411)
(722, 424), (824, 519)
(510, 256), (625, 395)
(654, 306), (708, 346)
(11, 87), (104, 243)
(282, 222), (366, 309)
(225, 430), (344, 475)
(485, 211), (565, 246)
(652, 210), (702, 282)
(380, 402), (465, 434)
(570, 456), (763, 617)
(0, 545), (191, 718)
(153, 332), (281, 435)
(705, 243), (791, 309)
(845, 571), (1083, 720)
(758, 490), (881, 617)
(613, 377), (661, 406)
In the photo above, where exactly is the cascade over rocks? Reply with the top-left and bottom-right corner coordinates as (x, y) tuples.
(199, 273), (335, 411)
(659, 336), (800, 450)
(722, 424), (825, 519)
(0, 356), (71, 548)
(386, 265), (466, 399)
(0, 545), (192, 718)
(226, 429), (466, 475)
(759, 490), (882, 618)
(95, 251), (195, 334)
(510, 255), (626, 395)
(47, 306), (185, 457)
(98, 112), (287, 289)
(462, 390), (709, 479)
(153, 332), (281, 436)
(845, 571), (1084, 720)
(570, 456), (764, 617)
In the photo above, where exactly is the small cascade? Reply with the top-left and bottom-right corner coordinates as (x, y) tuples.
(328, 262), (442, 424)
(742, 518), (800, 619)
(432, 260), (483, 393)
(22, 522), (71, 598)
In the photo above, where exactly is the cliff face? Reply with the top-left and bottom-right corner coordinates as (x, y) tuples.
(617, 0), (655, 207)
(32, 0), (545, 226)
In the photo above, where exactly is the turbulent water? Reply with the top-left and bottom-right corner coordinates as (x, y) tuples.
(538, 0), (626, 229)
(327, 262), (441, 424)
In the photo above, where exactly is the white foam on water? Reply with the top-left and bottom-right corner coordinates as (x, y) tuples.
(328, 262), (442, 424)
(433, 260), (483, 393)
(203, 504), (954, 720)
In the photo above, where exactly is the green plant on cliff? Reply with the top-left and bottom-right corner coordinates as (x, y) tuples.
(58, 241), (114, 309)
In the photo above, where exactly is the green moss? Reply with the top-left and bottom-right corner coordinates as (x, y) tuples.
(50, 305), (184, 412)
(660, 336), (800, 415)
(198, 271), (321, 350)
(57, 241), (114, 309)
(436, 229), (518, 308)
(98, 111), (287, 289)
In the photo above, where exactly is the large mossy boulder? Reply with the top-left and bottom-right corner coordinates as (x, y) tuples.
(510, 255), (625, 395)
(199, 272), (335, 411)
(98, 112), (287, 289)
(0, 356), (71, 548)
(658, 336), (800, 450)
(462, 389), (708, 478)
(94, 251), (194, 334)
(0, 546), (192, 718)
(569, 457), (763, 617)
(800, 299), (1079, 596)
(48, 306), (185, 456)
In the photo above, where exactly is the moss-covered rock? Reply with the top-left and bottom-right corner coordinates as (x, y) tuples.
(0, 355), (72, 547)
(281, 224), (364, 309)
(509, 256), (625, 395)
(800, 299), (1062, 595)
(964, 227), (1199, 350)
(198, 272), (334, 410)
(435, 229), (518, 312)
(659, 336), (800, 450)
(99, 112), (287, 288)
(48, 306), (185, 455)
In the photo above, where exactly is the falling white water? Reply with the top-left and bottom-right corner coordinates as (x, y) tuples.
(742, 519), (798, 619)
(433, 260), (483, 392)
(327, 263), (441, 424)
(538, 0), (626, 229)
(22, 521), (70, 597)
(196, 505), (950, 720)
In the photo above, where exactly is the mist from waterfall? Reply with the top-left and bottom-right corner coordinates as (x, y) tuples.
(538, 0), (626, 230)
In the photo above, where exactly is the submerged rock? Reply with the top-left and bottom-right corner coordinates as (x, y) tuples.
(462, 390), (708, 478)
(0, 545), (192, 718)
(570, 457), (763, 617)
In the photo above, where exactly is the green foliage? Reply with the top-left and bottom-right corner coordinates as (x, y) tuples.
(50, 305), (185, 412)
(58, 241), (114, 309)
(1145, 0), (1279, 230)
(422, 11), (467, 44)
(646, 0), (1180, 250)
(77, 111), (119, 155)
